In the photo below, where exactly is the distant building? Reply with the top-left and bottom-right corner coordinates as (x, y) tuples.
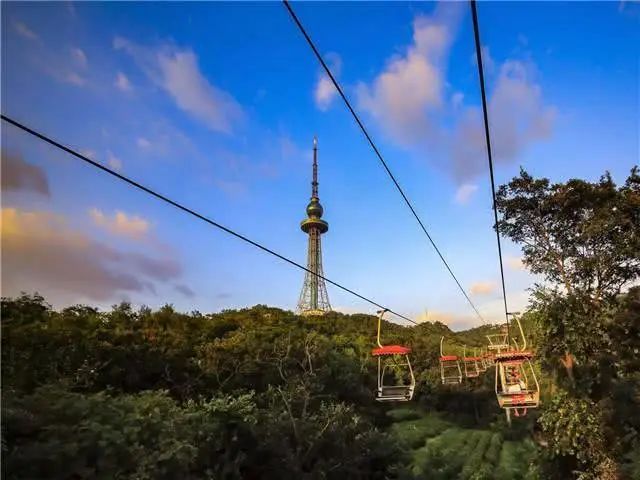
(297, 137), (332, 316)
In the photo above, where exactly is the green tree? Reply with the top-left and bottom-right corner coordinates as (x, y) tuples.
(496, 168), (640, 478)
(496, 168), (639, 380)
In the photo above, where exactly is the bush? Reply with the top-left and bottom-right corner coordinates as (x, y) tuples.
(2, 386), (258, 479)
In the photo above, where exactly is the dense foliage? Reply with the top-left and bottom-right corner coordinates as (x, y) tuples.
(497, 168), (640, 479)
(2, 168), (638, 478)
(1, 294), (502, 479)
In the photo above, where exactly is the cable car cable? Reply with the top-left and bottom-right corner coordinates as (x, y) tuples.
(282, 0), (486, 324)
(1, 113), (417, 325)
(469, 0), (510, 338)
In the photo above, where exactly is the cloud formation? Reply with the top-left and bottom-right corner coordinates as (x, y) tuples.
(175, 284), (195, 298)
(80, 149), (96, 159)
(106, 151), (123, 171)
(357, 5), (459, 145)
(114, 72), (132, 92)
(71, 47), (88, 68)
(1, 152), (50, 197)
(65, 72), (86, 86)
(314, 53), (342, 111)
(454, 183), (478, 205)
(450, 60), (556, 180)
(14, 21), (38, 41)
(137, 137), (151, 149)
(506, 255), (525, 271)
(470, 281), (496, 295)
(1, 208), (182, 303)
(356, 6), (555, 183)
(89, 208), (150, 240)
(114, 37), (244, 133)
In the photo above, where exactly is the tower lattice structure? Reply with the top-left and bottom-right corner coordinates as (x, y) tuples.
(297, 137), (332, 316)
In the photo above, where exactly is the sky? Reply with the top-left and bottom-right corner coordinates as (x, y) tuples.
(1, 1), (638, 329)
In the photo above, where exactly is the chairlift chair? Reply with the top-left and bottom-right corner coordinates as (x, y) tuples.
(494, 316), (540, 417)
(463, 345), (481, 378)
(477, 348), (488, 372)
(371, 309), (415, 402)
(439, 336), (463, 384)
(486, 324), (510, 353)
(483, 350), (495, 368)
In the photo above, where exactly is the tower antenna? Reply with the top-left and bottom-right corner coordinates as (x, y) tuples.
(312, 135), (318, 198)
(298, 136), (332, 315)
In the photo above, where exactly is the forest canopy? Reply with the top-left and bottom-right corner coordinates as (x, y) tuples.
(2, 168), (639, 479)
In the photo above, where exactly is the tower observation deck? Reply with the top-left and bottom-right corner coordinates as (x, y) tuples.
(297, 137), (332, 316)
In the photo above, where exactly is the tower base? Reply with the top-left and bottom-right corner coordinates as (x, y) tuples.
(300, 309), (330, 317)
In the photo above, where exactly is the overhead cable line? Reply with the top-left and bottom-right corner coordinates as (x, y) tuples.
(282, 0), (486, 324)
(1, 114), (416, 325)
(469, 1), (511, 335)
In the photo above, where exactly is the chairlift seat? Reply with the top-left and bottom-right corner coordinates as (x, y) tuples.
(372, 345), (411, 356)
(494, 350), (533, 362)
(440, 355), (458, 361)
(376, 385), (414, 402)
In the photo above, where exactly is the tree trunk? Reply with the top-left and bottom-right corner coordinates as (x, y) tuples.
(559, 351), (575, 384)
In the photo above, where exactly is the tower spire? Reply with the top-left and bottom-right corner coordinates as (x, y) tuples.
(312, 136), (318, 198)
(297, 136), (331, 316)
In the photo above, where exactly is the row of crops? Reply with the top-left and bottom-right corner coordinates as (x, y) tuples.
(387, 407), (537, 479)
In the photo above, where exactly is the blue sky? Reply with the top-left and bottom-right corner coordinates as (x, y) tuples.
(2, 1), (638, 329)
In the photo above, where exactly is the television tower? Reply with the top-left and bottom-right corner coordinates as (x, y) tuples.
(297, 137), (332, 316)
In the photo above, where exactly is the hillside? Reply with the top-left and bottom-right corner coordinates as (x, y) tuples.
(1, 294), (522, 479)
(2, 286), (639, 478)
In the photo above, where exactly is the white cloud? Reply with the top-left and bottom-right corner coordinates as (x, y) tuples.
(449, 59), (556, 181)
(470, 281), (497, 295)
(114, 37), (244, 133)
(357, 4), (461, 146)
(157, 50), (244, 133)
(314, 53), (341, 111)
(71, 47), (88, 68)
(14, 21), (38, 41)
(315, 77), (336, 111)
(490, 61), (556, 158)
(114, 72), (132, 92)
(137, 137), (151, 149)
(354, 6), (555, 184)
(471, 45), (495, 74)
(80, 149), (96, 159)
(106, 151), (123, 171)
(89, 208), (150, 240)
(506, 255), (525, 271)
(65, 72), (86, 86)
(454, 183), (478, 205)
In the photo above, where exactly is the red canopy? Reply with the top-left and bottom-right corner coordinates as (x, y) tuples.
(440, 355), (458, 361)
(372, 345), (411, 356)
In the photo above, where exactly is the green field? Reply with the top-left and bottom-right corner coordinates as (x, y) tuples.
(387, 407), (537, 480)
